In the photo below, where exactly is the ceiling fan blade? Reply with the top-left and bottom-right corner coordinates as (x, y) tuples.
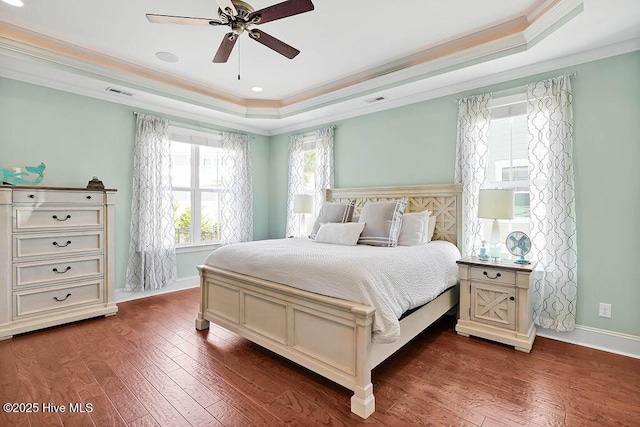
(249, 29), (299, 59)
(213, 33), (238, 63)
(248, 0), (314, 25)
(146, 14), (221, 26)
(216, 0), (238, 16)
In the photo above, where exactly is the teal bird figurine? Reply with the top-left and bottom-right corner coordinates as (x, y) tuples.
(0, 163), (46, 185)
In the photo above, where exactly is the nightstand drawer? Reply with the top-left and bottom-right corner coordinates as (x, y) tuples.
(13, 280), (104, 319)
(470, 266), (516, 286)
(14, 255), (103, 288)
(14, 206), (103, 230)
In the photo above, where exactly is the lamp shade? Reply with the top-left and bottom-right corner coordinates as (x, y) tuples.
(478, 189), (514, 219)
(293, 194), (313, 214)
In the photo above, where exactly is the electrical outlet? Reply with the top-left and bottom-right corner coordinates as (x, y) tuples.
(598, 303), (612, 318)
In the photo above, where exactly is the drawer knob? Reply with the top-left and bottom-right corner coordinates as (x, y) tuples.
(86, 195), (92, 199)
(510, 296), (515, 301)
(28, 194), (35, 199)
(483, 271), (501, 279)
(52, 240), (72, 248)
(52, 214), (72, 221)
(53, 293), (72, 302)
(53, 266), (72, 274)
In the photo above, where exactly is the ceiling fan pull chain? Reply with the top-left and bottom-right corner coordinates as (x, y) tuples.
(238, 39), (241, 81)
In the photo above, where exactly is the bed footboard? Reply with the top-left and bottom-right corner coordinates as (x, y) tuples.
(196, 265), (377, 418)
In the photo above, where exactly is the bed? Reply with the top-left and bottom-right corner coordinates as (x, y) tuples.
(196, 183), (463, 418)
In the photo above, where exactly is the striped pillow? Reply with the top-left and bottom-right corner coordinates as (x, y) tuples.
(309, 201), (355, 239)
(357, 199), (408, 247)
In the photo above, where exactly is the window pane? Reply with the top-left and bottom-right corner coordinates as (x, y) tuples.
(201, 191), (220, 243)
(171, 142), (191, 188)
(200, 146), (221, 189)
(487, 114), (529, 218)
(303, 149), (316, 194)
(514, 192), (530, 217)
(172, 191), (191, 244)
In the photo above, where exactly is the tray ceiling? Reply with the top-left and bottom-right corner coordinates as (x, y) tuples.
(1, 0), (639, 134)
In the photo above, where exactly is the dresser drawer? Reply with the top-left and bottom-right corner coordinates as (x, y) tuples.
(14, 255), (103, 289)
(13, 280), (104, 319)
(13, 190), (103, 204)
(13, 231), (103, 259)
(470, 266), (516, 286)
(14, 206), (103, 230)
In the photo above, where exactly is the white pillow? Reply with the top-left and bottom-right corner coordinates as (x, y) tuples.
(425, 214), (437, 243)
(398, 211), (431, 246)
(314, 222), (366, 246)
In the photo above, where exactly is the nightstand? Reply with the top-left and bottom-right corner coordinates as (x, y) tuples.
(455, 257), (537, 352)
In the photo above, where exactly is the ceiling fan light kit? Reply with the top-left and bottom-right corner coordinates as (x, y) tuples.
(146, 0), (314, 64)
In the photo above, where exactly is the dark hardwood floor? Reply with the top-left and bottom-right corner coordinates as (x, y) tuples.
(1, 287), (638, 426)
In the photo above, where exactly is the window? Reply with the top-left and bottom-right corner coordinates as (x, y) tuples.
(170, 129), (222, 248)
(486, 96), (530, 218)
(484, 94), (531, 244)
(303, 142), (317, 199)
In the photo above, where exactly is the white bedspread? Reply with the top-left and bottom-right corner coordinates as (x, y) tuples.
(204, 238), (461, 343)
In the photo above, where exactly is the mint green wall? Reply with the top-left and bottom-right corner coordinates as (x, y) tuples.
(269, 51), (640, 336)
(0, 78), (270, 289)
(1, 51), (638, 336)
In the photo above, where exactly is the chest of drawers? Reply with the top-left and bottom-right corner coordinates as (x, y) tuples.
(0, 186), (118, 340)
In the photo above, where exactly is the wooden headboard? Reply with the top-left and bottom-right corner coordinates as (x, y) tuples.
(326, 183), (463, 250)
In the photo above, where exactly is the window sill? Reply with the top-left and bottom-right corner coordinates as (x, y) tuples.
(176, 242), (222, 254)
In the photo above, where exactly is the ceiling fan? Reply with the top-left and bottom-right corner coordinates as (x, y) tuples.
(146, 0), (314, 63)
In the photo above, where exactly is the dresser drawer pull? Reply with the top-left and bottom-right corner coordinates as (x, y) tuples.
(28, 194), (35, 199)
(53, 266), (72, 274)
(483, 271), (501, 280)
(53, 293), (72, 302)
(509, 296), (515, 301)
(52, 214), (72, 221)
(86, 195), (92, 199)
(52, 240), (72, 248)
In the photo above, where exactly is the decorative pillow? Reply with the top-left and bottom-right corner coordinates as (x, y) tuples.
(398, 211), (431, 246)
(314, 222), (366, 246)
(425, 214), (437, 243)
(309, 201), (355, 239)
(357, 199), (408, 247)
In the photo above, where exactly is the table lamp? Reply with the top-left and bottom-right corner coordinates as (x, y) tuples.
(478, 189), (514, 260)
(293, 194), (313, 237)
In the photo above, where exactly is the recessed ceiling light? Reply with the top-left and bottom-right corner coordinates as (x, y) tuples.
(2, 0), (24, 6)
(155, 51), (179, 63)
(251, 87), (263, 92)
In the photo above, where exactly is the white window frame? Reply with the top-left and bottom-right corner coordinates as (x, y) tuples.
(170, 127), (223, 254)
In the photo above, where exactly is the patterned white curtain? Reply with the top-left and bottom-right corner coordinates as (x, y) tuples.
(313, 126), (335, 215)
(286, 133), (305, 237)
(220, 132), (253, 244)
(527, 76), (577, 331)
(454, 93), (492, 256)
(126, 113), (177, 291)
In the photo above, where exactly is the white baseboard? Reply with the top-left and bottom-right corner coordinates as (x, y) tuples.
(537, 325), (640, 359)
(114, 276), (200, 303)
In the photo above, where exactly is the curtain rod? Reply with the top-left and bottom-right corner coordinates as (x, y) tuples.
(132, 111), (257, 139)
(297, 124), (338, 138)
(456, 72), (578, 102)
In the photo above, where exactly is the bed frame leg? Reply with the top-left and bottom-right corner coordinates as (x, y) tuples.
(195, 315), (210, 330)
(351, 384), (375, 419)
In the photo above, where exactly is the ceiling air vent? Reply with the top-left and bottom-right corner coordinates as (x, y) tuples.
(105, 87), (134, 96)
(364, 96), (387, 104)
